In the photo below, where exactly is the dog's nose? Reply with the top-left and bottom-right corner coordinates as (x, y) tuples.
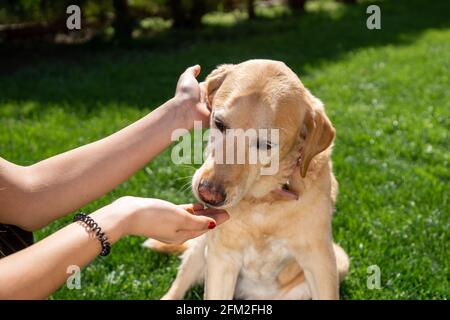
(198, 180), (226, 206)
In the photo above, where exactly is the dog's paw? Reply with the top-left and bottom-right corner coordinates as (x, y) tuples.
(161, 292), (178, 300)
(142, 238), (187, 254)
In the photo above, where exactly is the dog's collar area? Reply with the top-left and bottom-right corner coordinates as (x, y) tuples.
(270, 182), (299, 201)
(267, 148), (304, 201)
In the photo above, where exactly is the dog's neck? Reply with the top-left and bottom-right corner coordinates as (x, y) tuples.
(245, 143), (332, 203)
(245, 148), (305, 203)
(271, 180), (301, 201)
(270, 156), (303, 201)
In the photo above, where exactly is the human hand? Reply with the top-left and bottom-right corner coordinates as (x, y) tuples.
(174, 65), (211, 128)
(114, 196), (228, 244)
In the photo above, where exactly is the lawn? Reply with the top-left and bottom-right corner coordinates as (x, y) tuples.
(0, 0), (448, 299)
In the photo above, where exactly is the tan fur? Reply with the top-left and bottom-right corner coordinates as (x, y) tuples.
(142, 238), (187, 254)
(146, 60), (349, 300)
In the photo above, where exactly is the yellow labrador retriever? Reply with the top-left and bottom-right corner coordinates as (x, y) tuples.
(146, 59), (349, 300)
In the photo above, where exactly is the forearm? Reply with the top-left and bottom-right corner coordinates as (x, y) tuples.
(0, 97), (189, 230)
(0, 204), (126, 299)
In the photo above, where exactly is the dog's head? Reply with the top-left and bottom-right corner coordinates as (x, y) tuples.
(192, 59), (335, 209)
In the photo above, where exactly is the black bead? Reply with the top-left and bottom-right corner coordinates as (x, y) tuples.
(73, 213), (111, 257)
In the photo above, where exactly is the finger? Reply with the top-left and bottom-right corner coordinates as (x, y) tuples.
(199, 82), (207, 102)
(199, 82), (212, 114)
(185, 65), (201, 78)
(193, 64), (201, 77)
(197, 102), (212, 123)
(181, 212), (217, 231)
(180, 203), (205, 213)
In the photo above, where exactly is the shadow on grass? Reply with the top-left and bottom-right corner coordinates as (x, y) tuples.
(0, 0), (449, 115)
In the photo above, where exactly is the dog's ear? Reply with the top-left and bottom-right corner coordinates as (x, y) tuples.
(205, 64), (234, 107)
(299, 104), (335, 178)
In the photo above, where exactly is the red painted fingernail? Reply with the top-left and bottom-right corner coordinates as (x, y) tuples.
(208, 221), (216, 229)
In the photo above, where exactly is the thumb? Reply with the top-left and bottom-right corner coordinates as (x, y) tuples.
(182, 213), (217, 232)
(193, 208), (229, 226)
(186, 64), (201, 78)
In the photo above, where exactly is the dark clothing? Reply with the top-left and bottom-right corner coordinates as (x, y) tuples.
(0, 224), (34, 258)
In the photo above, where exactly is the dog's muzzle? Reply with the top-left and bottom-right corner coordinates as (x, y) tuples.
(197, 179), (227, 207)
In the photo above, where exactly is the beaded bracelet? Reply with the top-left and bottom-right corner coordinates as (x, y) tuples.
(73, 213), (111, 257)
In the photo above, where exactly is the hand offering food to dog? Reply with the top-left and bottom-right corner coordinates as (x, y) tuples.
(0, 64), (226, 299)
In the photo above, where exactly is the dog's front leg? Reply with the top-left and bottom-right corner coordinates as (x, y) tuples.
(293, 242), (339, 300)
(204, 246), (241, 300)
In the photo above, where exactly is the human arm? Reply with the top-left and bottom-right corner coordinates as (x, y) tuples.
(0, 66), (209, 231)
(0, 197), (228, 299)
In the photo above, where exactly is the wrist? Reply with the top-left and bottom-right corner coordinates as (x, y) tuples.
(89, 200), (133, 244)
(172, 96), (195, 130)
(103, 196), (159, 238)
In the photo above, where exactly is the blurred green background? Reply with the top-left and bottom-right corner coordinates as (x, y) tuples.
(0, 0), (448, 299)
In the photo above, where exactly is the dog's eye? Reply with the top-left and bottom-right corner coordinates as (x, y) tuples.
(257, 139), (272, 150)
(214, 119), (226, 132)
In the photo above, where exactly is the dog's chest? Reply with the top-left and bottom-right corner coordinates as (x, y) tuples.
(241, 238), (291, 276)
(217, 205), (301, 299)
(233, 208), (295, 274)
(234, 238), (295, 299)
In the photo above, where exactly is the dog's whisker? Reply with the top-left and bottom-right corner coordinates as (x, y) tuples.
(180, 183), (192, 193)
(178, 179), (193, 194)
(177, 164), (198, 170)
(173, 175), (193, 182)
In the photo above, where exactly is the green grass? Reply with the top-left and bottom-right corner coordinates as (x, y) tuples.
(0, 0), (449, 299)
